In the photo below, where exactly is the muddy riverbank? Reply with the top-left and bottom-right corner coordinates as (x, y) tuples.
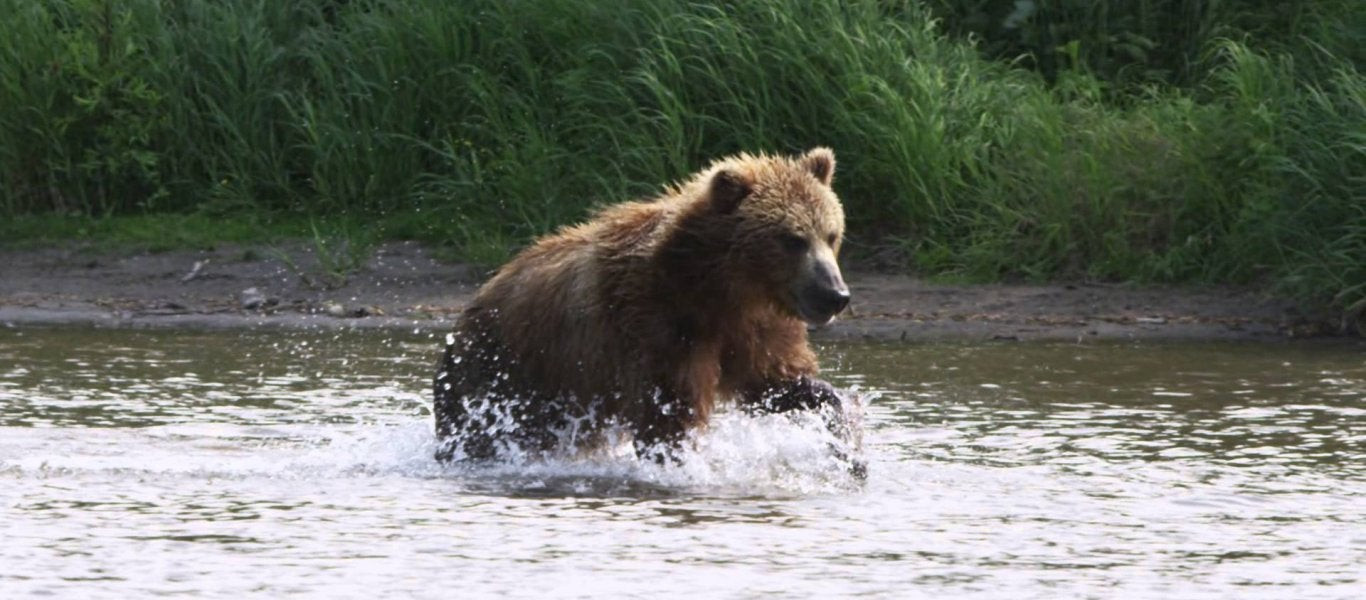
(0, 242), (1344, 342)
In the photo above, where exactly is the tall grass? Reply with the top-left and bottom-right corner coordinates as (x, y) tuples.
(0, 0), (1362, 322)
(926, 0), (1365, 89)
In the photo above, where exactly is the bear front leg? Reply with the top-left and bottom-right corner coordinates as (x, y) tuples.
(744, 376), (865, 478)
(745, 376), (851, 440)
(631, 396), (691, 465)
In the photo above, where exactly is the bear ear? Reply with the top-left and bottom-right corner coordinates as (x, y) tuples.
(708, 169), (751, 213)
(800, 147), (836, 186)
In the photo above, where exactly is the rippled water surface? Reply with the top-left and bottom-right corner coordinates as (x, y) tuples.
(1, 328), (1363, 598)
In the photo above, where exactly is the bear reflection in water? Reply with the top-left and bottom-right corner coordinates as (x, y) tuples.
(434, 148), (862, 476)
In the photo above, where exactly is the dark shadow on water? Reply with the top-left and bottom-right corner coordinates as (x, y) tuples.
(456, 473), (686, 499)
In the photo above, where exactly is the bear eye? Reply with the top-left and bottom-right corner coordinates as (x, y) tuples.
(780, 232), (809, 253)
(826, 233), (839, 247)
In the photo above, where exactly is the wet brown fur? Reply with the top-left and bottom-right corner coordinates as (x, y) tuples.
(435, 148), (846, 459)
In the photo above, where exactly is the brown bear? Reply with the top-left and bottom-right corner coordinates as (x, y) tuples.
(434, 148), (855, 466)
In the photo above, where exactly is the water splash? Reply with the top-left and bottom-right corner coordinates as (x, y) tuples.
(2, 398), (871, 499)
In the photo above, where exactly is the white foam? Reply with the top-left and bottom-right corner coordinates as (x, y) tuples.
(0, 392), (872, 498)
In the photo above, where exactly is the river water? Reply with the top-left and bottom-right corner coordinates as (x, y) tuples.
(1, 328), (1362, 598)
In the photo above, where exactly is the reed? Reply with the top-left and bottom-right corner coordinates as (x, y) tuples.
(1, 0), (1361, 320)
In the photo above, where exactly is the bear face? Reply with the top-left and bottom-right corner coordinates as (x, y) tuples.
(697, 148), (850, 325)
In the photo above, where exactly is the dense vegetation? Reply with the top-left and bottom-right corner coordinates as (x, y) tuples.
(1, 0), (1362, 321)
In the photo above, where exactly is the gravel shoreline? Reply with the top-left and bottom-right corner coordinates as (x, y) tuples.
(0, 242), (1346, 343)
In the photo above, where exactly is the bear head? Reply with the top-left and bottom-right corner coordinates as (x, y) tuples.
(700, 147), (850, 325)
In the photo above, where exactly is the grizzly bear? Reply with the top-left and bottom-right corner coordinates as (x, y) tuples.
(434, 148), (856, 467)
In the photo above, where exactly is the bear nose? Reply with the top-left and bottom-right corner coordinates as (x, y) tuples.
(817, 287), (851, 315)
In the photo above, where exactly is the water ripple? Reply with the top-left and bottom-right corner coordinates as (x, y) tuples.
(0, 330), (1361, 598)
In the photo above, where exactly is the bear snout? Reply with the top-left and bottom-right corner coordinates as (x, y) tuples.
(793, 279), (851, 325)
(791, 247), (850, 324)
(801, 284), (851, 322)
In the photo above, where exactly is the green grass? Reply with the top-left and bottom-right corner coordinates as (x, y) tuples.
(1, 0), (1362, 324)
(925, 0), (1365, 90)
(0, 213), (309, 251)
